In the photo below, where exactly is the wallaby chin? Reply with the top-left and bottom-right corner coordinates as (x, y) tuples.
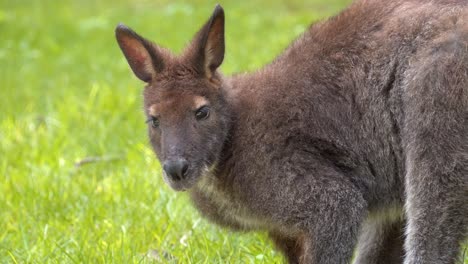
(162, 174), (196, 192)
(117, 1), (468, 263)
(163, 163), (217, 191)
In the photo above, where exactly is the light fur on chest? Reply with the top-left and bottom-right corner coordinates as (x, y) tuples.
(196, 170), (265, 230)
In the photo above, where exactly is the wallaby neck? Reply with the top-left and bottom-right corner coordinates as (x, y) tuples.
(195, 74), (248, 191)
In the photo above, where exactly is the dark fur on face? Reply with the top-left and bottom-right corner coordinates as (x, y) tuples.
(116, 5), (230, 191)
(143, 75), (231, 190)
(116, 1), (468, 263)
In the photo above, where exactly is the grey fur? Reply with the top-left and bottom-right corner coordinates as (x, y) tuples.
(116, 0), (468, 263)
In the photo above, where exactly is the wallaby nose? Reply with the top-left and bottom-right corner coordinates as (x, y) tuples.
(163, 159), (189, 181)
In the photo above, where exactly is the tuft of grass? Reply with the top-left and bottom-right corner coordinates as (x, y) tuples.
(1, 0), (466, 263)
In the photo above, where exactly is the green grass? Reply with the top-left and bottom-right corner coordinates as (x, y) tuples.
(1, 0), (466, 263)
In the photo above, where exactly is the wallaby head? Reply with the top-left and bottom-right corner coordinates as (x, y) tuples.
(115, 5), (230, 191)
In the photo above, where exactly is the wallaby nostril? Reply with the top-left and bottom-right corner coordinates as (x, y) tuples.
(163, 162), (177, 180)
(181, 162), (189, 176)
(163, 159), (189, 181)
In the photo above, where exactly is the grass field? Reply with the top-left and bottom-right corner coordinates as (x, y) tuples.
(1, 0), (467, 263)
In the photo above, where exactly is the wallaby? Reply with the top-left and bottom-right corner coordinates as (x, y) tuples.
(115, 0), (468, 263)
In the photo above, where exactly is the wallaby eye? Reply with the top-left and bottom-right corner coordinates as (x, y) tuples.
(195, 106), (210, 120)
(146, 116), (160, 128)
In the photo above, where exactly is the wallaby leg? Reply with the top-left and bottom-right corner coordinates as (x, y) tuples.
(403, 150), (468, 264)
(402, 42), (468, 264)
(276, 168), (367, 264)
(354, 217), (405, 264)
(299, 193), (366, 264)
(269, 232), (303, 264)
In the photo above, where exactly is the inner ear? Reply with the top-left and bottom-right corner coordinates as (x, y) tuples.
(115, 24), (165, 82)
(204, 6), (225, 74)
(190, 5), (225, 79)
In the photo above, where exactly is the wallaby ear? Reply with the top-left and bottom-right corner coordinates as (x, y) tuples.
(191, 4), (225, 78)
(115, 24), (164, 83)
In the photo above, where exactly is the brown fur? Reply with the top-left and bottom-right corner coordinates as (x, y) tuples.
(116, 1), (468, 263)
